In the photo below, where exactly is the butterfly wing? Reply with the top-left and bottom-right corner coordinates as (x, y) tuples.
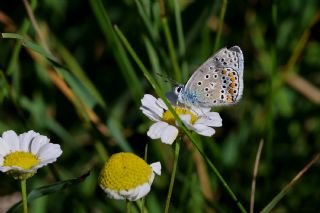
(182, 46), (244, 107)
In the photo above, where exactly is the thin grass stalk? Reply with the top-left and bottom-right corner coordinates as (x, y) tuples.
(134, 0), (157, 41)
(261, 153), (320, 213)
(214, 0), (228, 52)
(158, 0), (181, 81)
(250, 140), (264, 213)
(89, 0), (143, 106)
(173, 0), (188, 80)
(164, 137), (181, 213)
(162, 17), (182, 82)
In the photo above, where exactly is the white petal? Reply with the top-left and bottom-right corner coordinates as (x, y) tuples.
(38, 143), (62, 160)
(19, 130), (39, 152)
(150, 162), (161, 175)
(193, 125), (215, 136)
(134, 183), (151, 200)
(197, 112), (222, 127)
(0, 166), (12, 172)
(102, 188), (125, 200)
(178, 115), (195, 131)
(161, 125), (178, 145)
(141, 94), (164, 116)
(147, 122), (168, 139)
(2, 130), (20, 151)
(179, 114), (192, 125)
(31, 135), (49, 155)
(140, 107), (161, 121)
(156, 98), (168, 110)
(0, 138), (10, 156)
(38, 145), (62, 162)
(191, 106), (211, 115)
(123, 183), (151, 201)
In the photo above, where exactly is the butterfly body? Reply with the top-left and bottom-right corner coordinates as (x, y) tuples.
(174, 46), (244, 108)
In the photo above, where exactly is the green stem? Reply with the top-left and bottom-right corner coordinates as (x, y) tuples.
(126, 199), (131, 213)
(20, 179), (28, 213)
(214, 0), (227, 52)
(162, 17), (181, 82)
(141, 143), (149, 213)
(164, 138), (181, 213)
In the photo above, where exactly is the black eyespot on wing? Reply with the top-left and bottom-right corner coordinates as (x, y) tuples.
(197, 81), (202, 86)
(205, 74), (210, 79)
(205, 87), (209, 91)
(221, 95), (224, 99)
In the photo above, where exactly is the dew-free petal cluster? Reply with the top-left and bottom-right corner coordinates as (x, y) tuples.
(0, 130), (62, 178)
(99, 152), (161, 201)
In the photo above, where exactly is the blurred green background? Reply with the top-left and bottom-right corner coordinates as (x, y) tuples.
(0, 0), (320, 212)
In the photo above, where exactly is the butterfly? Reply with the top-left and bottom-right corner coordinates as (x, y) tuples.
(174, 46), (244, 108)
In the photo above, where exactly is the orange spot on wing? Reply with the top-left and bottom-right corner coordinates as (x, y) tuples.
(229, 83), (236, 88)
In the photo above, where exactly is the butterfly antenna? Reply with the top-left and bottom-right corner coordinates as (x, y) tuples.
(155, 72), (181, 86)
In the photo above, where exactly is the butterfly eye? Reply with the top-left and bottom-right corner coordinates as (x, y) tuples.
(175, 86), (183, 94)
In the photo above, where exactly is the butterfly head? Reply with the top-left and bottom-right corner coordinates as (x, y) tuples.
(174, 85), (185, 97)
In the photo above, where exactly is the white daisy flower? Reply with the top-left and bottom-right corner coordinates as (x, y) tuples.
(140, 94), (222, 144)
(0, 130), (63, 179)
(99, 152), (161, 201)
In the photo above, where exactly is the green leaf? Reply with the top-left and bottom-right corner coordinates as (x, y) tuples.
(7, 172), (90, 213)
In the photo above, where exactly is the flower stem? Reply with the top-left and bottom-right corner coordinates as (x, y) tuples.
(164, 138), (181, 213)
(20, 179), (28, 213)
(126, 199), (131, 213)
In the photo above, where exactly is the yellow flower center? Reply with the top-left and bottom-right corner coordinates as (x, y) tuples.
(162, 107), (198, 125)
(99, 152), (152, 191)
(3, 151), (39, 170)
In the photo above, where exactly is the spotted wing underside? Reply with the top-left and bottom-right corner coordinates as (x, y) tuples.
(183, 46), (244, 107)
